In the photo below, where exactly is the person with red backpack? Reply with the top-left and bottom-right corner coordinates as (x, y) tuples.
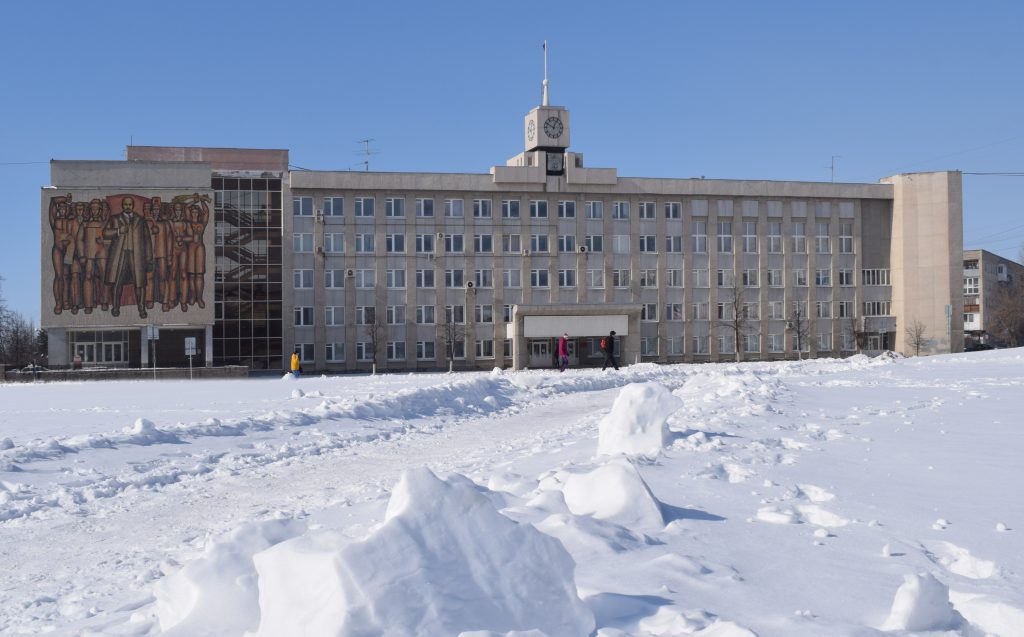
(601, 330), (619, 371)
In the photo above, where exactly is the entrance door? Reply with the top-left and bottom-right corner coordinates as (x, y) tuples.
(529, 340), (551, 368)
(75, 343), (96, 363)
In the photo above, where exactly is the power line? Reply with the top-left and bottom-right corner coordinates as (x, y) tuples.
(0, 161), (48, 165)
(963, 171), (1024, 176)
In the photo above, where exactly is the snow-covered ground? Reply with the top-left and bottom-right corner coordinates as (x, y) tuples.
(1, 350), (1022, 636)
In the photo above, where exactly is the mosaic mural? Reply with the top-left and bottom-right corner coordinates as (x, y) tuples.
(48, 193), (210, 318)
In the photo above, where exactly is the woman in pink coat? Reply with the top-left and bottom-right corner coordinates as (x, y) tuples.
(557, 333), (569, 372)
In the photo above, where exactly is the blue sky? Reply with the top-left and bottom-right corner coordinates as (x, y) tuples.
(2, 1), (1023, 323)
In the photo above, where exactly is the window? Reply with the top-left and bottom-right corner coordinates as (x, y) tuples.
(386, 305), (405, 325)
(503, 305), (514, 322)
(296, 343), (315, 363)
(718, 334), (736, 354)
(323, 197), (343, 217)
(815, 222), (830, 254)
(325, 269), (345, 289)
(355, 233), (374, 253)
(666, 235), (683, 253)
(529, 200), (548, 218)
(768, 301), (784, 320)
(743, 221), (757, 253)
(841, 330), (856, 352)
(326, 342), (345, 362)
(666, 303), (683, 321)
(692, 302), (709, 320)
(816, 301), (832, 318)
(558, 200), (576, 218)
(445, 199), (464, 218)
(641, 337), (658, 356)
(768, 333), (784, 353)
(838, 269), (854, 286)
(294, 269), (313, 288)
(693, 334), (710, 355)
(667, 336), (684, 355)
(355, 342), (372, 362)
(293, 233), (313, 253)
(503, 339), (512, 357)
(387, 341), (406, 361)
(355, 269), (375, 288)
(585, 201), (603, 219)
(473, 199), (492, 218)
(612, 235), (630, 254)
(324, 233), (344, 254)
(743, 269), (759, 287)
(474, 304), (493, 323)
(862, 269), (891, 286)
(586, 269), (604, 288)
(693, 220), (708, 253)
(475, 339), (495, 359)
(294, 306), (314, 326)
(530, 234), (549, 253)
(840, 222), (854, 253)
(716, 221), (733, 253)
(640, 269), (657, 287)
(744, 333), (760, 354)
(416, 198), (434, 217)
(612, 269), (630, 288)
(385, 233), (405, 253)
(444, 234), (465, 253)
(473, 234), (493, 253)
(293, 196), (313, 216)
(444, 269), (465, 287)
(793, 269), (808, 287)
(792, 222), (806, 253)
(502, 200), (520, 218)
(612, 201), (629, 219)
(585, 235), (603, 252)
(862, 301), (892, 316)
(530, 269), (550, 287)
(767, 269), (783, 287)
(445, 305), (466, 324)
(385, 197), (405, 218)
(818, 333), (833, 351)
(321, 305), (341, 326)
(767, 221), (783, 253)
(503, 269), (521, 288)
(743, 303), (760, 320)
(501, 234), (522, 253)
(964, 277), (979, 295)
(665, 202), (682, 219)
(416, 305), (435, 324)
(666, 269), (684, 287)
(558, 235), (576, 252)
(354, 197), (374, 217)
(415, 269), (435, 288)
(816, 269), (832, 287)
(386, 269), (406, 288)
(641, 303), (658, 321)
(558, 269), (577, 287)
(717, 303), (735, 321)
(639, 235), (657, 253)
(448, 340), (466, 360)
(693, 269), (710, 288)
(838, 301), (854, 318)
(638, 202), (656, 219)
(717, 269), (734, 287)
(415, 234), (435, 253)
(355, 306), (376, 325)
(475, 269), (493, 288)
(416, 341), (436, 360)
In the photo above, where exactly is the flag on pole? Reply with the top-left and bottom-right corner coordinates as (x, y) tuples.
(543, 40), (546, 51)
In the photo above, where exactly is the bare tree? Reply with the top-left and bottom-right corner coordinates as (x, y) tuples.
(904, 318), (929, 356)
(364, 316), (385, 373)
(715, 285), (754, 362)
(987, 278), (1024, 347)
(787, 300), (811, 360)
(437, 307), (468, 372)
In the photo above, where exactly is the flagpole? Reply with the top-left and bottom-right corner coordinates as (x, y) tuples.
(542, 40), (549, 106)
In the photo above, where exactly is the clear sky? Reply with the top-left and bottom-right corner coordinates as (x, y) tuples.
(2, 1), (1022, 323)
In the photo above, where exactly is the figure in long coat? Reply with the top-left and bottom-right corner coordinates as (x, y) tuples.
(103, 196), (153, 318)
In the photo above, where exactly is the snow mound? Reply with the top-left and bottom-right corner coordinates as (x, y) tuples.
(597, 382), (682, 457)
(562, 458), (665, 530)
(881, 572), (962, 631)
(280, 372), (297, 381)
(123, 418), (182, 445)
(154, 518), (306, 635)
(248, 468), (594, 636)
(949, 590), (1024, 637)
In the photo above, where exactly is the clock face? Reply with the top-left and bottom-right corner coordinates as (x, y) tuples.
(527, 120), (536, 141)
(543, 116), (564, 139)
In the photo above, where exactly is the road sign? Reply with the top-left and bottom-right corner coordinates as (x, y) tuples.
(185, 337), (197, 356)
(147, 325), (160, 340)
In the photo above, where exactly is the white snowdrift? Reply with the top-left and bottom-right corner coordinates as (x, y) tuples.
(597, 382), (682, 457)
(881, 572), (963, 631)
(561, 457), (665, 530)
(247, 467), (595, 636)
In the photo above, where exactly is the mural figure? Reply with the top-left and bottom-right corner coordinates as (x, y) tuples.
(47, 192), (211, 318)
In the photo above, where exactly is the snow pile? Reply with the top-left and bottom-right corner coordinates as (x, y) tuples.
(154, 518), (306, 635)
(881, 572), (962, 631)
(597, 382), (682, 457)
(560, 458), (665, 530)
(248, 468), (594, 636)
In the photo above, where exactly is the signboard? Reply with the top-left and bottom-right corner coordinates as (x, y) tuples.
(185, 337), (197, 356)
(147, 325), (160, 340)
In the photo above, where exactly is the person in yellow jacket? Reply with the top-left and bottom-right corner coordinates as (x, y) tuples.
(290, 349), (301, 377)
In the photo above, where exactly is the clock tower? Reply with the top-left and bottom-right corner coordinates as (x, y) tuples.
(522, 40), (569, 174)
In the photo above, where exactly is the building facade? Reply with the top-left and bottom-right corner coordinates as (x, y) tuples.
(41, 93), (964, 371)
(962, 249), (1024, 348)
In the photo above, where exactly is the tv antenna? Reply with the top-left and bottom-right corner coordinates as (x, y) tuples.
(356, 138), (379, 171)
(826, 155), (842, 182)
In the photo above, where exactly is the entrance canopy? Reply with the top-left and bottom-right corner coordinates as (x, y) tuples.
(521, 314), (628, 338)
(506, 304), (641, 370)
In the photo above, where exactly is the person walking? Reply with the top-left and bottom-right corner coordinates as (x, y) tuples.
(601, 330), (619, 371)
(557, 333), (570, 372)
(290, 349), (301, 377)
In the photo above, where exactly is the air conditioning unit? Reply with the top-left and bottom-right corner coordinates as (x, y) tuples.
(427, 253), (436, 261)
(346, 268), (356, 278)
(436, 232), (446, 239)
(521, 249), (531, 256)
(785, 321), (794, 329)
(315, 209), (324, 222)
(466, 281), (475, 289)
(578, 245), (588, 254)
(315, 246), (325, 255)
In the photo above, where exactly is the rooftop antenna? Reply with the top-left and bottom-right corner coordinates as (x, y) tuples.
(356, 138), (378, 172)
(827, 155), (842, 182)
(542, 40), (549, 106)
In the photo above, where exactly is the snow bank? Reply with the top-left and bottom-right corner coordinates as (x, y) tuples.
(154, 517), (306, 635)
(561, 458), (665, 530)
(881, 572), (962, 631)
(248, 468), (594, 636)
(597, 382), (682, 457)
